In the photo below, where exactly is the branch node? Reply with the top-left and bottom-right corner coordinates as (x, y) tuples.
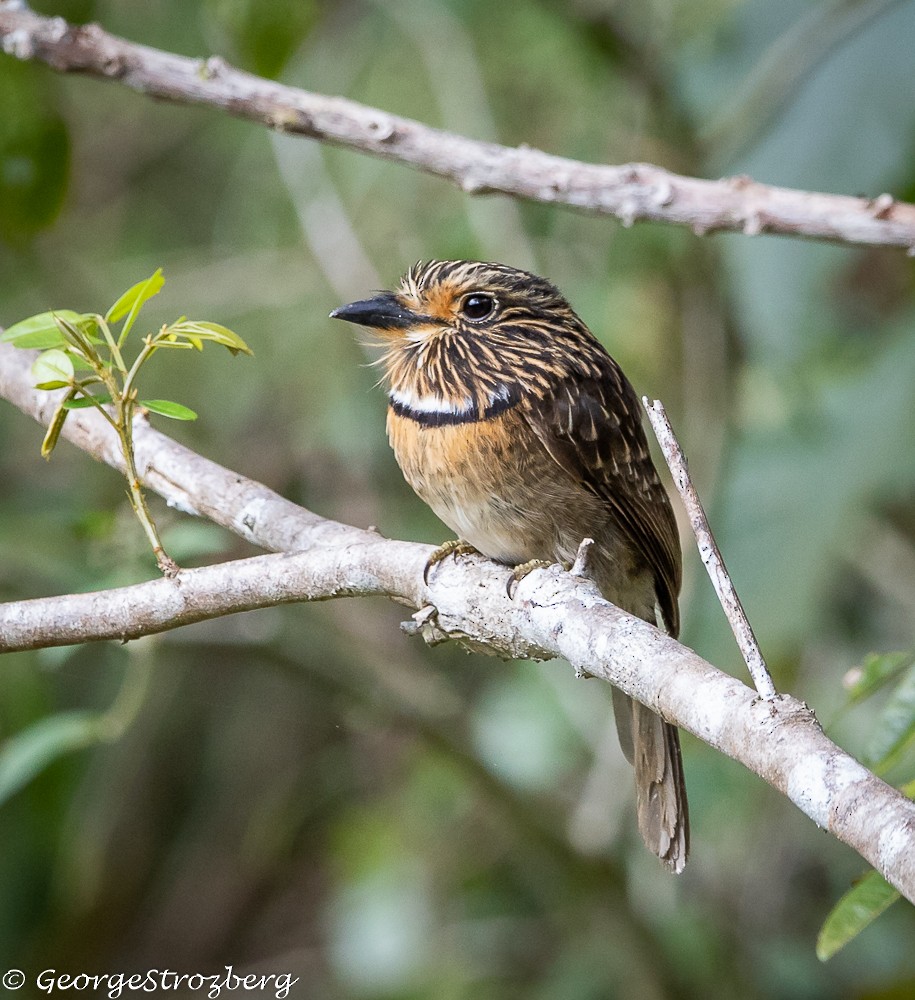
(365, 115), (396, 142)
(869, 192), (895, 219)
(547, 170), (571, 195)
(652, 180), (674, 208)
(618, 197), (639, 228)
(460, 173), (490, 195)
(3, 26), (33, 58)
(569, 537), (595, 579)
(201, 55), (227, 80)
(412, 604), (436, 626)
(743, 211), (764, 236)
(74, 22), (105, 47)
(264, 107), (303, 133)
(72, 23), (125, 77)
(157, 552), (181, 578)
(48, 15), (68, 43)
(401, 604), (450, 646)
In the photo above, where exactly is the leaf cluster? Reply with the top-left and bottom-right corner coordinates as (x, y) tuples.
(1, 269), (251, 571)
(1, 268), (251, 455)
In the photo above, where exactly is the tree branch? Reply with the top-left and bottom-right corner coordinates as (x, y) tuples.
(644, 397), (778, 700)
(2, 340), (915, 902)
(1, 3), (915, 250)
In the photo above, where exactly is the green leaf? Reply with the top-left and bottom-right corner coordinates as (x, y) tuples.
(62, 393), (112, 410)
(0, 309), (83, 349)
(140, 399), (198, 420)
(31, 349), (74, 386)
(54, 312), (100, 351)
(147, 339), (195, 350)
(167, 319), (253, 355)
(212, 0), (318, 79)
(70, 354), (102, 372)
(865, 663), (915, 770)
(846, 651), (915, 706)
(0, 710), (103, 806)
(40, 393), (74, 459)
(106, 267), (165, 324)
(817, 870), (900, 961)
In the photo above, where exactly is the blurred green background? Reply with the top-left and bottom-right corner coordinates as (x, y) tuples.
(2, 0), (915, 997)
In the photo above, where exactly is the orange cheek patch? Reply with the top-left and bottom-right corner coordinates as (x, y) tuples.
(422, 281), (462, 321)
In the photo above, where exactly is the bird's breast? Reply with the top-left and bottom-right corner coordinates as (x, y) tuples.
(386, 404), (541, 564)
(385, 400), (654, 613)
(386, 401), (614, 572)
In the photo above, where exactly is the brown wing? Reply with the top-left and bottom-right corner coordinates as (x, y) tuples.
(523, 363), (682, 636)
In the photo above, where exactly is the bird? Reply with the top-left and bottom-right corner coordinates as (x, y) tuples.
(331, 260), (688, 872)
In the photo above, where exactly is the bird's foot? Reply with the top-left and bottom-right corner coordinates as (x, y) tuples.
(506, 559), (553, 599)
(423, 539), (479, 584)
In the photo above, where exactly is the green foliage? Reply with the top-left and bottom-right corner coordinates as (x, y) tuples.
(2, 269), (251, 570)
(817, 656), (915, 959)
(0, 61), (69, 242)
(0, 647), (151, 815)
(865, 667), (915, 773)
(817, 872), (900, 962)
(139, 399), (198, 421)
(206, 0), (319, 78)
(845, 651), (915, 708)
(0, 710), (109, 806)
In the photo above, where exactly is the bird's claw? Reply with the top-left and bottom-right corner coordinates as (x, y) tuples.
(423, 539), (479, 584)
(506, 559), (552, 599)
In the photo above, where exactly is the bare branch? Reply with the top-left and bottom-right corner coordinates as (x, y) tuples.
(1, 4), (915, 250)
(3, 340), (915, 902)
(644, 397), (778, 700)
(0, 539), (432, 652)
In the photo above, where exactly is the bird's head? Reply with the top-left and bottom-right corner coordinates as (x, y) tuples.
(331, 260), (602, 408)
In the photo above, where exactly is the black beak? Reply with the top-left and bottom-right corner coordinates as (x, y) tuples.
(330, 292), (422, 330)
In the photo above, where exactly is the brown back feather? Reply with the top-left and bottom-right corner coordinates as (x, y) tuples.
(522, 363), (682, 636)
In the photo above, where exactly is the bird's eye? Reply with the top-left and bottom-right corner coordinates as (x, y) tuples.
(460, 293), (496, 322)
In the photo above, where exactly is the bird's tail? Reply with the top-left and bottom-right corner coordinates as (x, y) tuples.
(612, 688), (689, 873)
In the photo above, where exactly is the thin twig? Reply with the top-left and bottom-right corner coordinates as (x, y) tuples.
(643, 397), (778, 700)
(1, 5), (915, 250)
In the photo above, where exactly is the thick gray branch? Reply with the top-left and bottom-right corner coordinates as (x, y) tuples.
(1, 3), (915, 249)
(2, 340), (915, 902)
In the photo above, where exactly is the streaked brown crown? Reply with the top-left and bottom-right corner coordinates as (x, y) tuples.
(332, 259), (682, 634)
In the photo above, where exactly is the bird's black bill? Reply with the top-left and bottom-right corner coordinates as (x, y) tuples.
(330, 293), (421, 330)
